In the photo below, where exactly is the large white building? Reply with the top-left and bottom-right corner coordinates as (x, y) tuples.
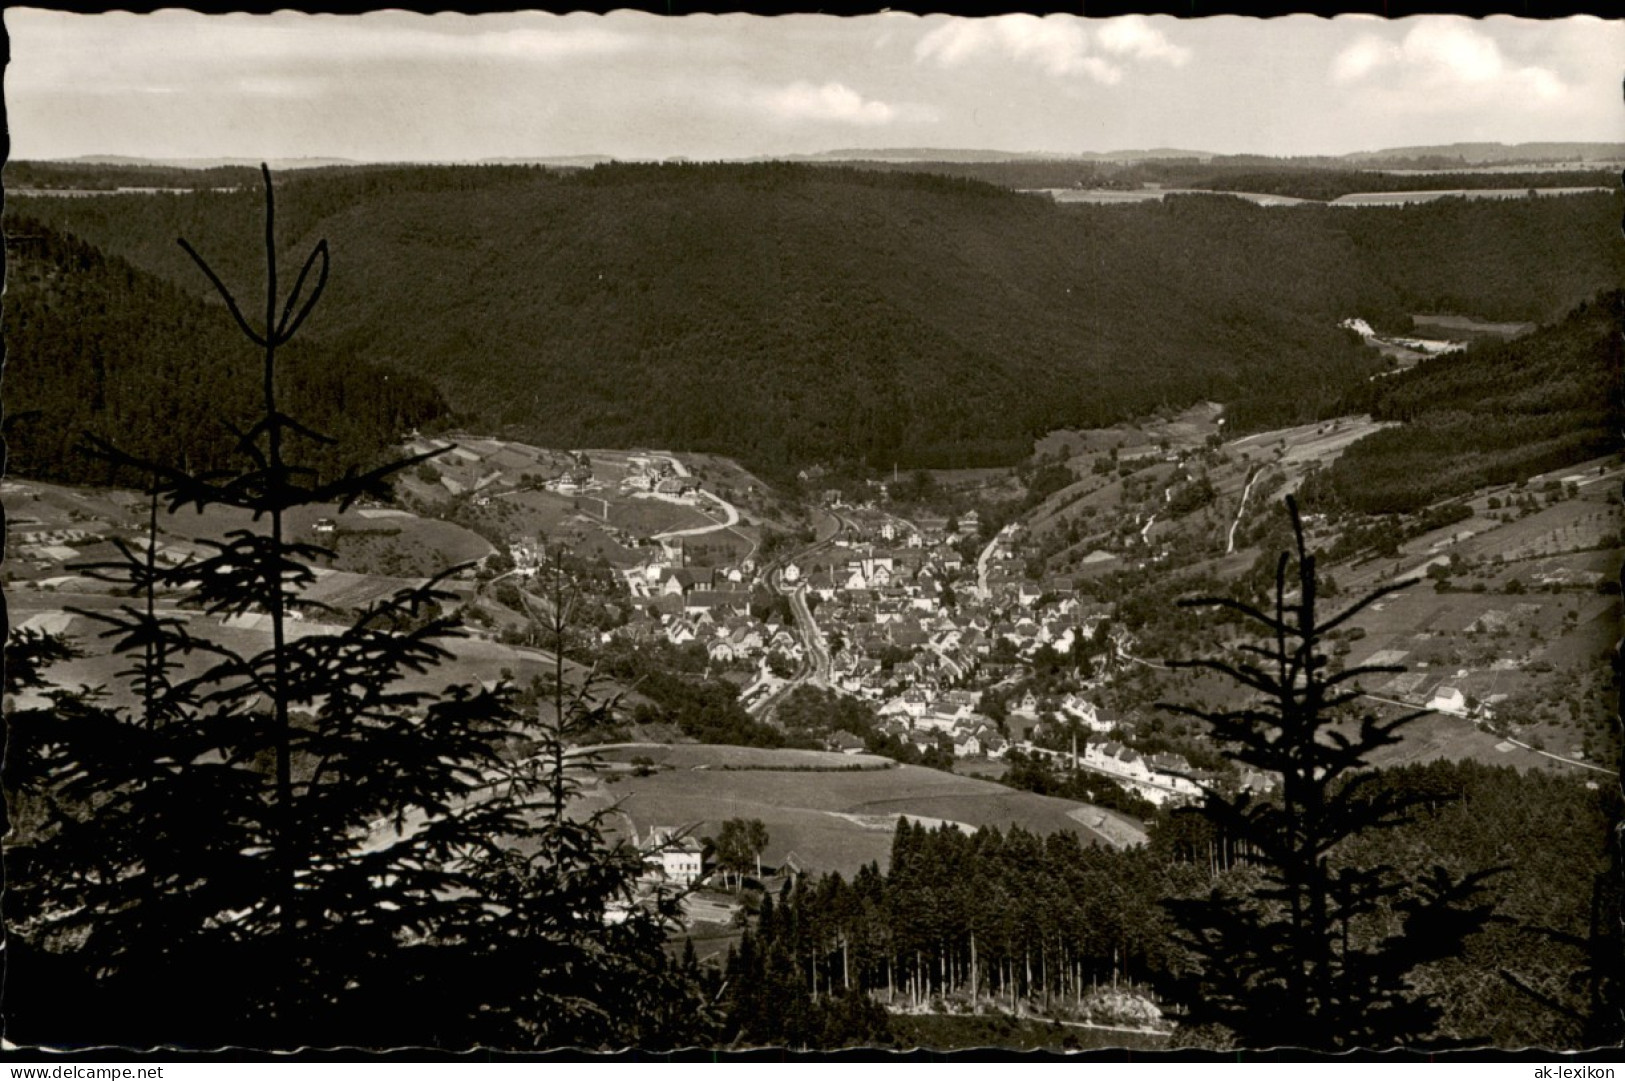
(641, 827), (705, 886)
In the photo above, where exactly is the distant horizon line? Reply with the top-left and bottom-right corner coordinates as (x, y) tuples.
(17, 139), (1625, 170)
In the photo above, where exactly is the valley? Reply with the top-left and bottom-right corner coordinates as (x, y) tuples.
(5, 147), (1620, 1054)
(11, 383), (1618, 869)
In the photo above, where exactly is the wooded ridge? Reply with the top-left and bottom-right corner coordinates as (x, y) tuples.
(8, 164), (1622, 478)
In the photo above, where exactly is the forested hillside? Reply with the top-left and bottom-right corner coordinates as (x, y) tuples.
(1315, 195), (1625, 325)
(722, 760), (1619, 1049)
(819, 157), (1617, 203)
(3, 221), (448, 486)
(9, 163), (1623, 476)
(1304, 291), (1625, 515)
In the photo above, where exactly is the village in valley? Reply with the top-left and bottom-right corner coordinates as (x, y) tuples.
(6, 9), (1623, 1046)
(21, 386), (1615, 946)
(11, 377), (1620, 919)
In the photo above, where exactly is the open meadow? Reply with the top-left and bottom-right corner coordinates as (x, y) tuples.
(1350, 709), (1578, 773)
(582, 745), (1145, 879)
(8, 584), (581, 712)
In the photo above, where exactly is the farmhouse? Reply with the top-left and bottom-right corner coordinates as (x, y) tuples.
(1427, 685), (1469, 715)
(827, 730), (867, 754)
(641, 827), (705, 886)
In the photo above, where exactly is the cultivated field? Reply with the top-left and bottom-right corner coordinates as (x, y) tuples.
(1351, 710), (1576, 773)
(1409, 314), (1535, 340)
(1328, 187), (1613, 205)
(1224, 415), (1393, 475)
(1038, 188), (1307, 208)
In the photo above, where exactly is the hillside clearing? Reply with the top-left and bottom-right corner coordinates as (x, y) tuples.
(582, 749), (1144, 878)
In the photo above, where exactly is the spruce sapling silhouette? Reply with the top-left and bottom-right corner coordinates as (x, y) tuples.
(7, 166), (705, 1050)
(1158, 496), (1500, 1050)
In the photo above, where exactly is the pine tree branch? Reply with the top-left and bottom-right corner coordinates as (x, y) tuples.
(177, 238), (268, 348)
(275, 239), (330, 344)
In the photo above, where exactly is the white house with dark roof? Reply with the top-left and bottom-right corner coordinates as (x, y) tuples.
(1427, 685), (1469, 715)
(641, 827), (705, 886)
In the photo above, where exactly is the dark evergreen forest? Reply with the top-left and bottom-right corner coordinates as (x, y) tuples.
(1303, 290), (1625, 515)
(10, 164), (1621, 479)
(806, 157), (1618, 202)
(4, 221), (449, 486)
(723, 759), (1620, 1050)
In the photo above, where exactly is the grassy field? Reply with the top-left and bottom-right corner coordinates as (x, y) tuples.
(148, 500), (493, 565)
(298, 568), (433, 610)
(676, 924), (744, 967)
(1410, 313), (1535, 340)
(328, 518), (494, 577)
(10, 584), (578, 711)
(582, 747), (1144, 879)
(1351, 708), (1577, 773)
(925, 467), (1022, 489)
(5, 478), (495, 659)
(599, 744), (894, 771)
(954, 759), (1010, 781)
(401, 439), (756, 559)
(477, 488), (651, 567)
(1455, 500), (1620, 567)
(1308, 465), (1621, 734)
(1223, 415), (1393, 474)
(481, 480), (754, 567)
(487, 487), (580, 531)
(5, 479), (142, 533)
(406, 434), (571, 492)
(605, 496), (714, 536)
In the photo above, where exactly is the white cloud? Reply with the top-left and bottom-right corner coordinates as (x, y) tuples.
(762, 81), (900, 126)
(1402, 20), (1504, 83)
(1330, 35), (1396, 84)
(915, 16), (1099, 82)
(1331, 19), (1565, 103)
(915, 15), (1186, 84)
(1079, 57), (1124, 86)
(1095, 16), (1191, 67)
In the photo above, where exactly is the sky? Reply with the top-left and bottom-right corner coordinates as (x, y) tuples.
(6, 10), (1623, 162)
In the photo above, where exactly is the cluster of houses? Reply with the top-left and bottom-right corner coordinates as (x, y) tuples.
(621, 456), (701, 499)
(1017, 736), (1206, 806)
(608, 561), (802, 668)
(874, 687), (1005, 759)
(660, 605), (803, 667)
(801, 532), (1123, 706)
(606, 513), (1145, 739)
(545, 462), (597, 495)
(590, 507), (1275, 800)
